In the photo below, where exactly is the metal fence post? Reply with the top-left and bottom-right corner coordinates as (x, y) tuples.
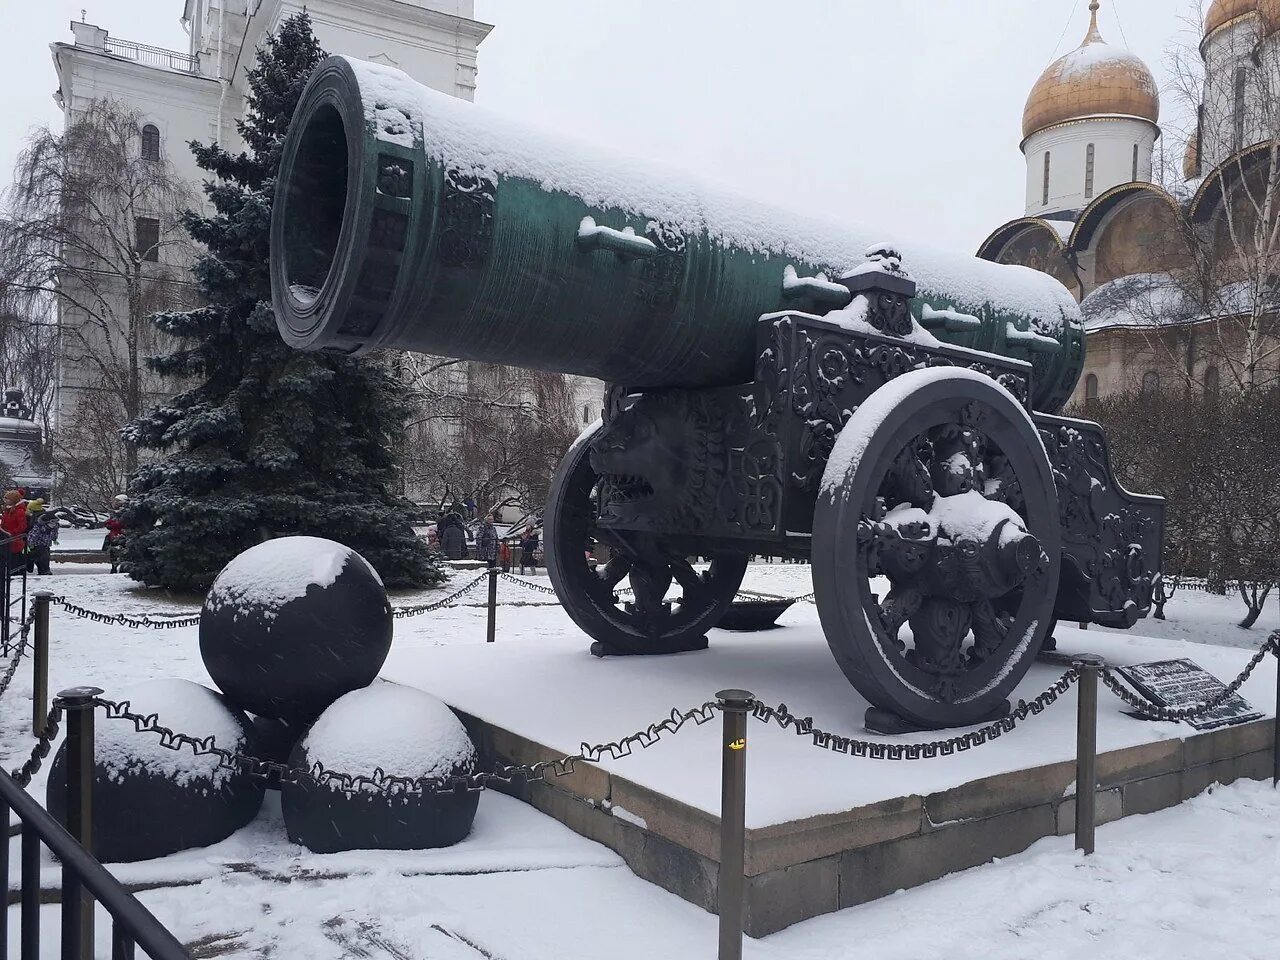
(486, 563), (498, 644)
(1272, 646), (1279, 788)
(1074, 657), (1102, 855)
(57, 685), (103, 960)
(716, 688), (754, 960)
(32, 591), (52, 738)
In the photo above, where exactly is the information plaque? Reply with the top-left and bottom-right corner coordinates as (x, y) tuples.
(1117, 658), (1263, 731)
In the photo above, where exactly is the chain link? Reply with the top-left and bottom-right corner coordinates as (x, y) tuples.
(0, 608), (38, 701)
(95, 696), (722, 797)
(751, 669), (1080, 760)
(50, 597), (201, 629)
(391, 572), (491, 618)
(499, 572), (560, 596)
(8, 705), (64, 788)
(1098, 632), (1280, 722)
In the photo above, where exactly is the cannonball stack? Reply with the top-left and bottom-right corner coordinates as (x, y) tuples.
(52, 537), (479, 862)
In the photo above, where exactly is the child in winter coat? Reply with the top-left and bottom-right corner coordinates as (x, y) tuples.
(23, 500), (58, 576)
(103, 494), (128, 574)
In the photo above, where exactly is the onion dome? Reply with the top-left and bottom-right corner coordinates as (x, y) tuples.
(1184, 132), (1201, 181)
(1022, 1), (1160, 142)
(1204, 0), (1280, 40)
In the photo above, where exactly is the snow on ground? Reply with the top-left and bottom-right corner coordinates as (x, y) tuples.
(3, 565), (1278, 957)
(8, 781), (1279, 958)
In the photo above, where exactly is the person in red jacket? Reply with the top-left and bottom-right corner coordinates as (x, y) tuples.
(2, 489), (28, 576)
(103, 494), (128, 574)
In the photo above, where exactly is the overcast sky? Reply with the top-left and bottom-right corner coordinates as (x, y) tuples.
(2, 0), (1204, 252)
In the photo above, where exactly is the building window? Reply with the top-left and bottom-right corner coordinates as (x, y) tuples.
(1204, 365), (1220, 397)
(1084, 144), (1095, 199)
(140, 124), (160, 161)
(135, 217), (160, 263)
(1132, 143), (1140, 181)
(1141, 370), (1159, 395)
(582, 404), (590, 424)
(1042, 151), (1051, 206)
(1234, 67), (1248, 150)
(1084, 373), (1099, 403)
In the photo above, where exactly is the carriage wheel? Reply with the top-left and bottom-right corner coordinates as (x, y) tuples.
(812, 368), (1061, 729)
(545, 423), (748, 656)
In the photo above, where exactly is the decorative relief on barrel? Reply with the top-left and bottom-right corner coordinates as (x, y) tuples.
(437, 167), (496, 269)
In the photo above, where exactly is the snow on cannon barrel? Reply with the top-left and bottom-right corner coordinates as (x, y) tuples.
(269, 56), (1084, 413)
(200, 537), (393, 726)
(270, 57), (1163, 734)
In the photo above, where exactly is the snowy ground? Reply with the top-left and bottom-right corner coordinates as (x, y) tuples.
(3, 565), (1279, 957)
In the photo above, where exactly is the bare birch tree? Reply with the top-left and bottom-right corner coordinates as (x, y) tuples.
(0, 99), (196, 491)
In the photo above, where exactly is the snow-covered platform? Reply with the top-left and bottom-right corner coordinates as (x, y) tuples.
(383, 614), (1278, 935)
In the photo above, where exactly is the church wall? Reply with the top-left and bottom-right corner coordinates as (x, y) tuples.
(1023, 117), (1156, 216)
(1091, 195), (1186, 287)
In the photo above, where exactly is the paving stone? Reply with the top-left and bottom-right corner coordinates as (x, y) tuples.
(746, 794), (922, 875)
(744, 856), (840, 937)
(1055, 787), (1122, 836)
(924, 760), (1073, 824)
(838, 805), (1056, 909)
(1096, 737), (1183, 788)
(1121, 771), (1182, 816)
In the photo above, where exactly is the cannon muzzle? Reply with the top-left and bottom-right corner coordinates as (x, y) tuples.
(271, 56), (1085, 409)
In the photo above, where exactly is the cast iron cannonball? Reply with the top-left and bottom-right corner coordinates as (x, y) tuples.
(200, 537), (393, 724)
(46, 678), (264, 863)
(282, 681), (479, 853)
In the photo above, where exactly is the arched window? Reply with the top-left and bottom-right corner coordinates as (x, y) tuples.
(1132, 143), (1140, 181)
(582, 404), (590, 424)
(1042, 152), (1051, 206)
(1084, 144), (1095, 199)
(1204, 365), (1220, 397)
(134, 217), (160, 262)
(1141, 370), (1160, 395)
(1084, 373), (1099, 403)
(140, 124), (160, 161)
(1234, 67), (1248, 150)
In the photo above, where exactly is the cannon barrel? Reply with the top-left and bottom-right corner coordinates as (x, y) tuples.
(271, 57), (1085, 411)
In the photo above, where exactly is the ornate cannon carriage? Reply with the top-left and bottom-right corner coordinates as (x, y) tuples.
(269, 57), (1164, 730)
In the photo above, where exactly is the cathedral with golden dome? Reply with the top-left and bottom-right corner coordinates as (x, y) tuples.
(978, 0), (1280, 405)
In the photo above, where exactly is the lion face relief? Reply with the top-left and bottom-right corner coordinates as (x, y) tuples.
(589, 391), (727, 530)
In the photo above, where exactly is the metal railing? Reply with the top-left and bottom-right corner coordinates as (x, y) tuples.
(1, 533), (28, 657)
(104, 37), (198, 74)
(1, 689), (191, 960)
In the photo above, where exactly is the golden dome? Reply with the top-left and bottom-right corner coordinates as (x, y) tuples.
(1205, 0), (1257, 37)
(1022, 1), (1160, 141)
(1204, 0), (1280, 39)
(1184, 134), (1201, 181)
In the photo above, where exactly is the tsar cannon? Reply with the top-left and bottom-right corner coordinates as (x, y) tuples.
(270, 57), (1164, 731)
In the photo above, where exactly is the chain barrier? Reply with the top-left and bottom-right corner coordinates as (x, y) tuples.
(1098, 631), (1280, 722)
(751, 669), (1081, 760)
(8, 705), (63, 788)
(499, 572), (559, 596)
(95, 696), (721, 797)
(0, 608), (37, 701)
(391, 572), (490, 618)
(50, 597), (201, 629)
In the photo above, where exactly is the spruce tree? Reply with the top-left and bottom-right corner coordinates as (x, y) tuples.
(124, 12), (447, 591)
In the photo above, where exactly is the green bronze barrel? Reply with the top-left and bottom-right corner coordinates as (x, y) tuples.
(270, 56), (1085, 412)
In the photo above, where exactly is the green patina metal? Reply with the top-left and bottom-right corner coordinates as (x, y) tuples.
(271, 57), (1084, 413)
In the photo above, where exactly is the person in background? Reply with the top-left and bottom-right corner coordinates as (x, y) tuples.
(464, 497), (477, 521)
(440, 512), (467, 561)
(2, 489), (28, 576)
(476, 512), (498, 566)
(498, 537), (513, 573)
(518, 525), (540, 576)
(23, 499), (58, 576)
(104, 494), (128, 574)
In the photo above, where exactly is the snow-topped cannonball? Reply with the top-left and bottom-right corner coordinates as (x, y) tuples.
(281, 681), (478, 853)
(200, 536), (392, 724)
(46, 678), (264, 863)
